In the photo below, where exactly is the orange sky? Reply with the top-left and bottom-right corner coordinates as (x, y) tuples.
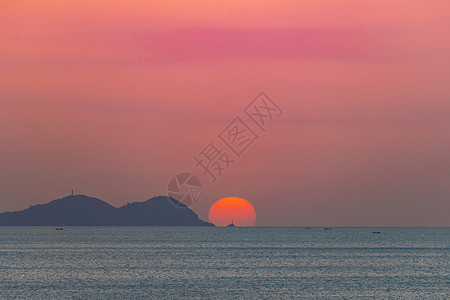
(0, 0), (449, 226)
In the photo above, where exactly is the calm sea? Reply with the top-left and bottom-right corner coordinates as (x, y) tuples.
(0, 227), (448, 299)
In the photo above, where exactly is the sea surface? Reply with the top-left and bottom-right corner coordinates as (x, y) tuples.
(0, 227), (448, 299)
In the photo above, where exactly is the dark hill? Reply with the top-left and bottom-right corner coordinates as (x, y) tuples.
(0, 195), (213, 226)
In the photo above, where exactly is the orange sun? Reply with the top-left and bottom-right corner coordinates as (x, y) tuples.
(208, 197), (256, 226)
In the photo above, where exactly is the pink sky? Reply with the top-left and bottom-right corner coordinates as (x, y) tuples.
(0, 0), (449, 226)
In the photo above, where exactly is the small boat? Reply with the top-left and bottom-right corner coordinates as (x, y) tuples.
(55, 228), (64, 231)
(372, 231), (381, 234)
(304, 227), (311, 229)
(227, 221), (236, 227)
(324, 228), (332, 230)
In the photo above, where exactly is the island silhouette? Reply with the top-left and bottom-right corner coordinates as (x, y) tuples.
(0, 195), (214, 226)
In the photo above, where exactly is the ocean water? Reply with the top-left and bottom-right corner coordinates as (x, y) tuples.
(0, 227), (448, 299)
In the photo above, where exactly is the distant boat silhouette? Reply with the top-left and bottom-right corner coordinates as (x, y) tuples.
(372, 231), (381, 234)
(227, 221), (236, 227)
(304, 227), (311, 229)
(55, 228), (63, 230)
(324, 228), (332, 230)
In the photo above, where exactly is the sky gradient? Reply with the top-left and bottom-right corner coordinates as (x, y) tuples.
(1, 0), (449, 226)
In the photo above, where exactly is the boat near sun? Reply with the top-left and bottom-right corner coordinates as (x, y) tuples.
(227, 221), (236, 227)
(324, 228), (332, 230)
(55, 228), (64, 230)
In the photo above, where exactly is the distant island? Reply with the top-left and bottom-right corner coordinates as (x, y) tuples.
(0, 195), (214, 226)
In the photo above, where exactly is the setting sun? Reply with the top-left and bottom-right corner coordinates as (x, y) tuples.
(208, 197), (256, 226)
